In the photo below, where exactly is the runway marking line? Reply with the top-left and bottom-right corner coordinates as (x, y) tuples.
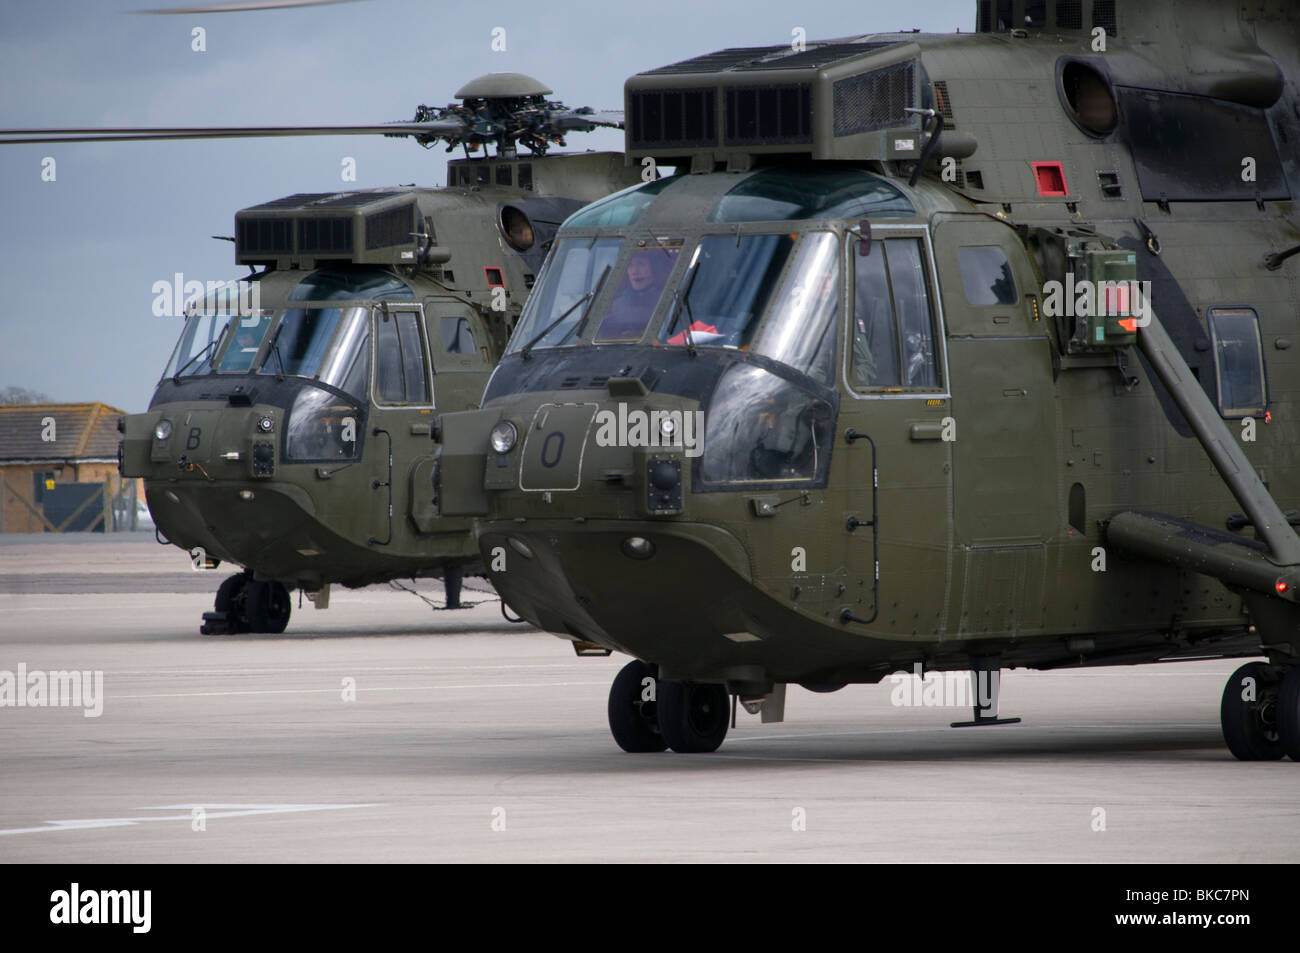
(0, 803), (382, 837)
(115, 680), (609, 699)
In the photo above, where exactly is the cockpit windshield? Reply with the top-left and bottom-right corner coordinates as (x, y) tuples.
(753, 231), (840, 385)
(507, 237), (621, 352)
(660, 233), (794, 348)
(595, 242), (682, 342)
(163, 312), (235, 379)
(216, 312), (275, 373)
(510, 230), (822, 367)
(159, 267), (407, 400)
(260, 308), (343, 378)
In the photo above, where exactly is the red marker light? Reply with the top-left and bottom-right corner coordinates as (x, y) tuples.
(1277, 580), (1289, 595)
(1265, 411), (1272, 423)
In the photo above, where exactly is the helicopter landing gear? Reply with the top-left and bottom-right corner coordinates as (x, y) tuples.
(656, 678), (730, 753)
(443, 564), (463, 610)
(1221, 661), (1285, 761)
(246, 580), (291, 634)
(201, 572), (250, 635)
(950, 655), (1021, 727)
(607, 660), (667, 752)
(200, 572), (291, 635)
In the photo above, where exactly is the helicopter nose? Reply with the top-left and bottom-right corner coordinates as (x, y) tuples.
(478, 518), (756, 674)
(517, 402), (600, 491)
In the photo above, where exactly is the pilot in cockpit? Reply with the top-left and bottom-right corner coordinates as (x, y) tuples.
(597, 249), (676, 341)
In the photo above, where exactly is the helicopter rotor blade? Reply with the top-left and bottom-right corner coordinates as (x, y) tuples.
(551, 109), (625, 132)
(134, 0), (367, 13)
(0, 120), (466, 145)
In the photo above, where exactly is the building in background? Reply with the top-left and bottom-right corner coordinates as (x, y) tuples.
(0, 402), (143, 533)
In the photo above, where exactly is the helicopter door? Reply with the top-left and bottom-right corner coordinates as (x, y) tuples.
(423, 296), (492, 413)
(834, 228), (952, 634)
(367, 303), (435, 546)
(932, 216), (1058, 637)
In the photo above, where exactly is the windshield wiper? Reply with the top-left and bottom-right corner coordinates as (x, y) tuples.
(557, 264), (611, 346)
(665, 245), (703, 357)
(680, 294), (699, 357)
(520, 264), (611, 359)
(172, 338), (219, 383)
(266, 326), (287, 381)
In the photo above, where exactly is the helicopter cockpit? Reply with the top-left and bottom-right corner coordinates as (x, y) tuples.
(495, 168), (928, 486)
(160, 267), (421, 463)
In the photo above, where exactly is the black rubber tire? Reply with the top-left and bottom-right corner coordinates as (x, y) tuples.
(212, 573), (250, 635)
(657, 679), (729, 754)
(1277, 665), (1300, 762)
(608, 660), (667, 753)
(245, 580), (291, 634)
(1221, 661), (1284, 761)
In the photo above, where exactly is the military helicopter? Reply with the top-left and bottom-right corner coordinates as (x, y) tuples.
(433, 0), (1300, 759)
(2, 72), (639, 633)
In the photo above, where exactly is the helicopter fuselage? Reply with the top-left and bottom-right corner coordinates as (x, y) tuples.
(439, 165), (1298, 693)
(120, 154), (641, 600)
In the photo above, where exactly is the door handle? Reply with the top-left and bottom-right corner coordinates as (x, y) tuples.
(909, 422), (944, 441)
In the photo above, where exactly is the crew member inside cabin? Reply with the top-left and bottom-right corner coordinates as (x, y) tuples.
(596, 247), (677, 341)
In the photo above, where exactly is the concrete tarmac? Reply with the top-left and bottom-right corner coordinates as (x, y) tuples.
(0, 534), (1295, 863)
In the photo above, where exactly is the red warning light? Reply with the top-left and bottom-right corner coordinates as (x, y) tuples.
(1277, 580), (1289, 595)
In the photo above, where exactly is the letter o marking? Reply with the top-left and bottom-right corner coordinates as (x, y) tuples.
(540, 431), (565, 469)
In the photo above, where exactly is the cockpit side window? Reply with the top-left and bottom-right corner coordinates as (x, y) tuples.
(957, 246), (1018, 306)
(440, 316), (477, 354)
(374, 309), (431, 405)
(660, 233), (794, 349)
(888, 240), (939, 388)
(849, 237), (941, 392)
(595, 243), (681, 342)
(851, 245), (899, 387)
(163, 313), (235, 379)
(1208, 307), (1267, 418)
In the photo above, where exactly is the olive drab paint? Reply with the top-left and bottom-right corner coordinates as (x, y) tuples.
(107, 74), (643, 633)
(434, 1), (1300, 758)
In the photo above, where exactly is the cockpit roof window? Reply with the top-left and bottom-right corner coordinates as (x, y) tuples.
(564, 175), (684, 228)
(708, 168), (914, 223)
(289, 268), (412, 302)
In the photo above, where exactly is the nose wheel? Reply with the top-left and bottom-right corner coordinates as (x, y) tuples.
(607, 660), (729, 753)
(1220, 661), (1284, 760)
(201, 572), (291, 635)
(607, 660), (667, 752)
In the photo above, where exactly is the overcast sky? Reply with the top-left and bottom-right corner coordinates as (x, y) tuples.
(0, 0), (972, 412)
